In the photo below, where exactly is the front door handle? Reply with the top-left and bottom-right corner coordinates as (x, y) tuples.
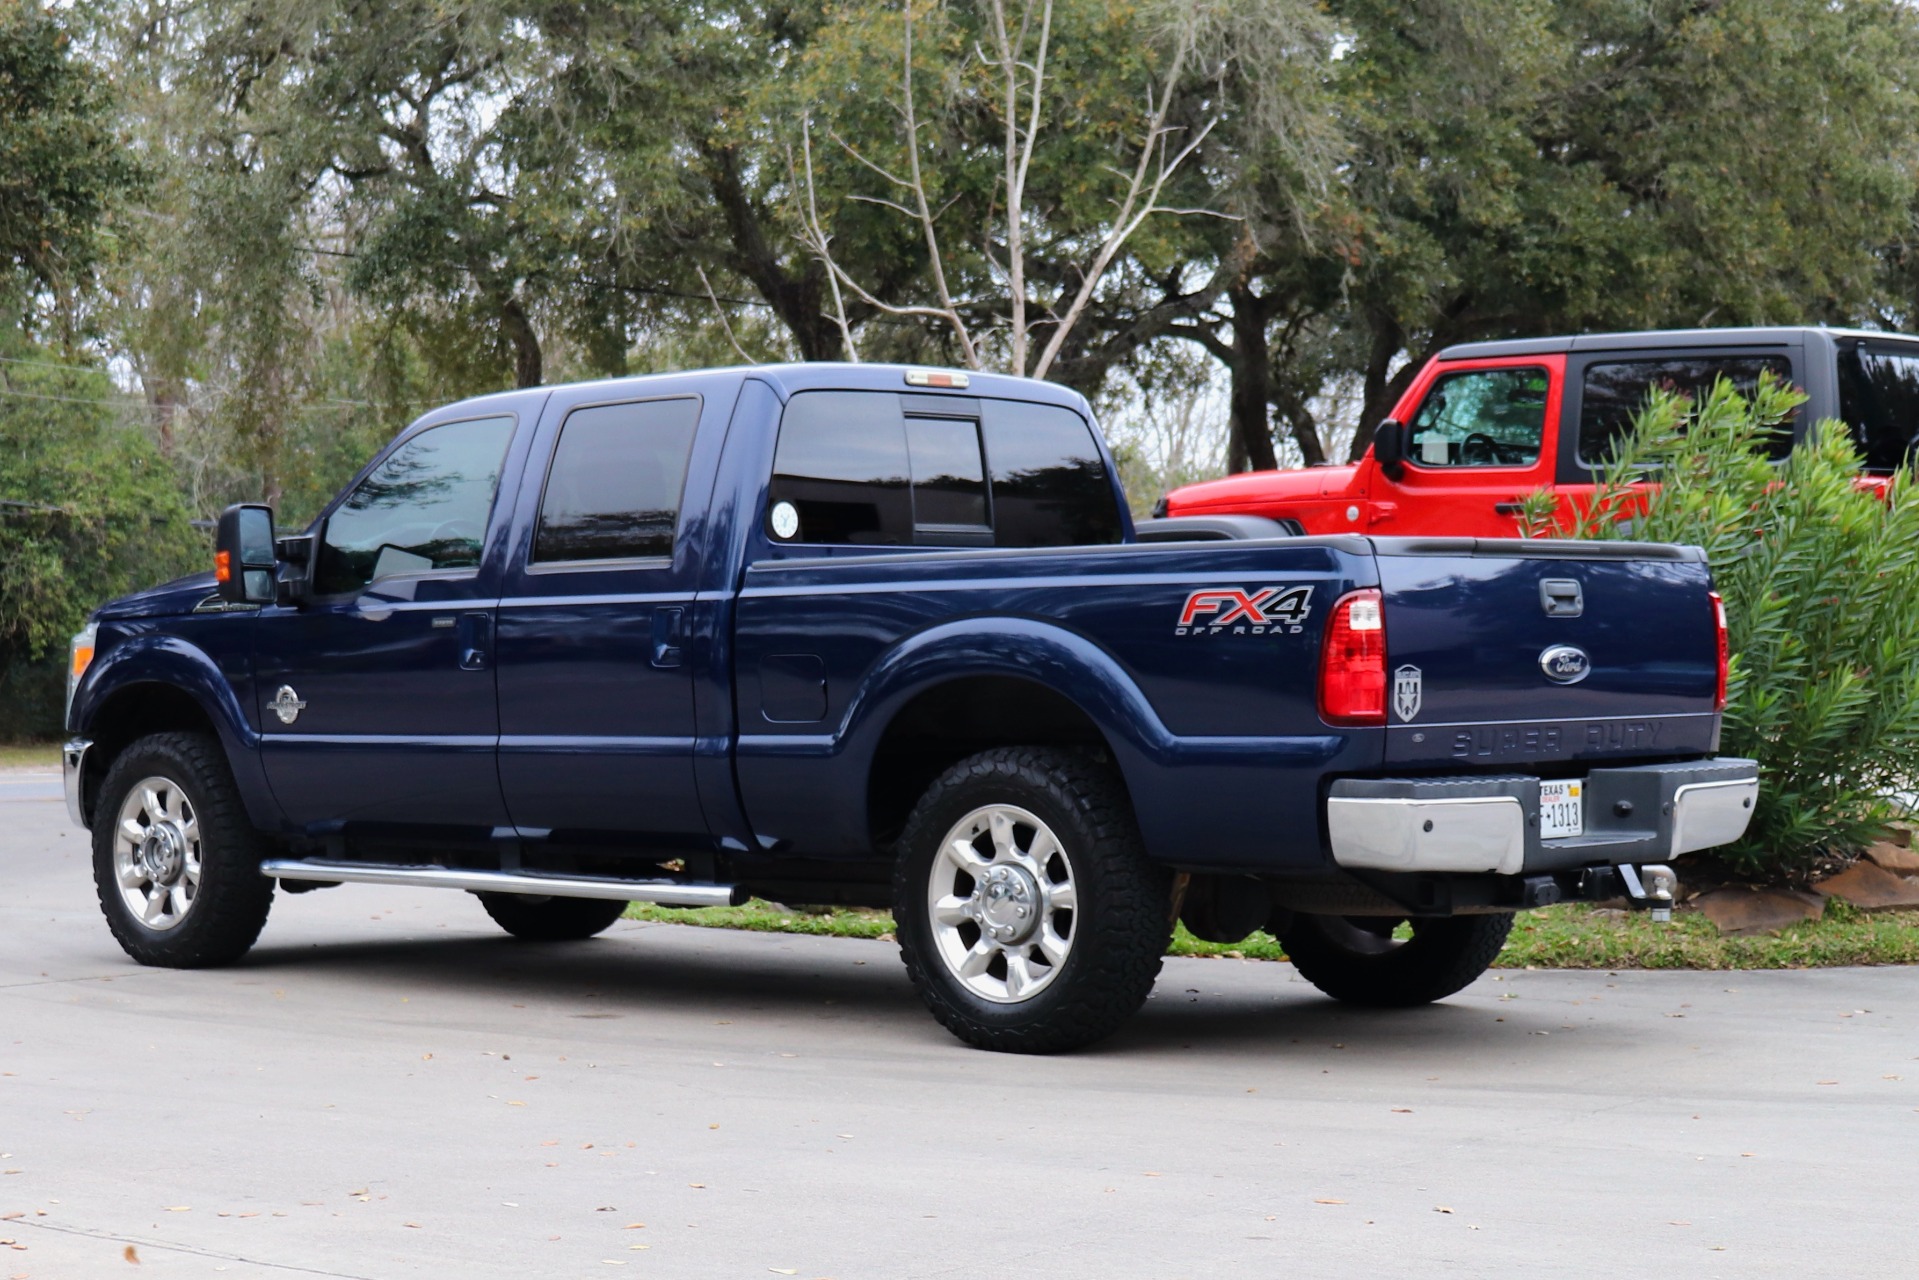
(651, 607), (684, 669)
(457, 612), (492, 671)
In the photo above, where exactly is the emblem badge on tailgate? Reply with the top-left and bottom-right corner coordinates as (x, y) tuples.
(1393, 665), (1422, 721)
(1539, 645), (1591, 684)
(1173, 585), (1313, 636)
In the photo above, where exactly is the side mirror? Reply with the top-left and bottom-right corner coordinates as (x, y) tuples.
(214, 503), (277, 605)
(1371, 418), (1407, 481)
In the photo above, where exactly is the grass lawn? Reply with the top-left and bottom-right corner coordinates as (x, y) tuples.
(626, 897), (1919, 969)
(0, 741), (59, 769)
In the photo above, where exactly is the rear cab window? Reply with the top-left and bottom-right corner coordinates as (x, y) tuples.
(765, 391), (1121, 551)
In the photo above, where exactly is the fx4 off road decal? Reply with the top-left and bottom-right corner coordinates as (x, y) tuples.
(1174, 585), (1314, 636)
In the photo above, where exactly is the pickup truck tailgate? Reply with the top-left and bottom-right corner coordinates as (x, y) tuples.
(1374, 538), (1719, 769)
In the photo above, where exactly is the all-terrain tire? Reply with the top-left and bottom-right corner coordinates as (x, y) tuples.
(92, 731), (275, 968)
(476, 893), (630, 941)
(893, 747), (1171, 1054)
(1279, 912), (1513, 1007)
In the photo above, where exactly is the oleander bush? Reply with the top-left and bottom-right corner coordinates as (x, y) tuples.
(1538, 376), (1919, 882)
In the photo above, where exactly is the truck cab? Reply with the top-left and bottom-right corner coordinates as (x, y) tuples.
(1164, 326), (1919, 535)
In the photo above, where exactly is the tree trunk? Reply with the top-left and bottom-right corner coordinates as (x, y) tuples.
(1347, 314), (1420, 462)
(500, 294), (544, 388)
(1226, 284), (1278, 473)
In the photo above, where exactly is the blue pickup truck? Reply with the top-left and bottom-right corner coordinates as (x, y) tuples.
(63, 363), (1758, 1052)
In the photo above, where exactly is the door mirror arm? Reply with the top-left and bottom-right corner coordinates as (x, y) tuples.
(1371, 418), (1408, 482)
(274, 533), (316, 606)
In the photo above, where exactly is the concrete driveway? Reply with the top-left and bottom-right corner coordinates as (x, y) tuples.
(2, 772), (1914, 1278)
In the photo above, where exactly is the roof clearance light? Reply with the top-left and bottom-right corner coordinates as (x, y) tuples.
(904, 369), (970, 389)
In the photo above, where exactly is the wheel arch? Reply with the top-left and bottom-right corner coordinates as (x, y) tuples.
(841, 618), (1162, 852)
(73, 637), (278, 830)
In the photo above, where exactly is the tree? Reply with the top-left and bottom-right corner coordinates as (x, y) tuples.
(0, 3), (143, 336)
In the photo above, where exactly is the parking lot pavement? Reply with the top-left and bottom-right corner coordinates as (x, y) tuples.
(3, 788), (1916, 1279)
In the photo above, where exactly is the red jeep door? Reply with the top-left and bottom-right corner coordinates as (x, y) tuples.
(1371, 355), (1565, 537)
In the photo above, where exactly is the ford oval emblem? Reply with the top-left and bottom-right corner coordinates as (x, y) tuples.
(1539, 644), (1591, 685)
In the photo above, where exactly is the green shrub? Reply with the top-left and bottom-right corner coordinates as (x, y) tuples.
(1542, 375), (1919, 881)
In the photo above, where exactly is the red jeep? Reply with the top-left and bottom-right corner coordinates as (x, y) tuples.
(1161, 327), (1919, 536)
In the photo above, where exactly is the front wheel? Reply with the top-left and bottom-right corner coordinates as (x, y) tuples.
(1278, 912), (1513, 1007)
(92, 732), (275, 968)
(476, 893), (629, 941)
(894, 747), (1171, 1054)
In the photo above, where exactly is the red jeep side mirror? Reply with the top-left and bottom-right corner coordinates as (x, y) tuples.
(1371, 418), (1408, 481)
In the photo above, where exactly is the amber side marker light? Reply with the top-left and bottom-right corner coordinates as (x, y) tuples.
(214, 548), (233, 584)
(904, 369), (970, 389)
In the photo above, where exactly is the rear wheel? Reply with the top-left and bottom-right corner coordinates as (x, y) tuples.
(92, 732), (275, 968)
(894, 747), (1171, 1054)
(476, 893), (629, 941)
(1279, 912), (1512, 1007)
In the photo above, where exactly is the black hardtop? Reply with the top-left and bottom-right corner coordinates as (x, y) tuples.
(1437, 325), (1919, 363)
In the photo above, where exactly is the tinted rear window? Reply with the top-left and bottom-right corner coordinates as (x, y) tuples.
(1837, 343), (1919, 472)
(767, 391), (1120, 549)
(1578, 356), (1794, 464)
(769, 392), (913, 545)
(534, 397), (701, 562)
(981, 400), (1122, 547)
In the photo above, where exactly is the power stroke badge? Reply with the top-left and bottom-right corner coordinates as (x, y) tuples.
(1174, 585), (1314, 636)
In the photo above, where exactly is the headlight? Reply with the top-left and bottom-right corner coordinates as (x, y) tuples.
(66, 622), (97, 728)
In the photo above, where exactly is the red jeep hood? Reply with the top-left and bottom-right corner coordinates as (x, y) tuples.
(1165, 463), (1360, 514)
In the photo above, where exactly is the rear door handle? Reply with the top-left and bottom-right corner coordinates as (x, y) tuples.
(651, 607), (684, 669)
(1494, 501), (1526, 516)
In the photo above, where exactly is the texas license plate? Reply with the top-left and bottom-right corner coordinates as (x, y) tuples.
(1539, 780), (1584, 839)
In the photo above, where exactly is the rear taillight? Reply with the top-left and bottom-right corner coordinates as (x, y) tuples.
(1710, 590), (1729, 711)
(1319, 588), (1386, 725)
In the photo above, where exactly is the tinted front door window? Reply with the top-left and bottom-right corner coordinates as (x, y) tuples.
(534, 397), (701, 562)
(1578, 356), (1793, 464)
(1407, 368), (1548, 468)
(1838, 344), (1919, 472)
(314, 415), (515, 595)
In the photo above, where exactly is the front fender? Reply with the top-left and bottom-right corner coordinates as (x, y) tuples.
(73, 628), (283, 831)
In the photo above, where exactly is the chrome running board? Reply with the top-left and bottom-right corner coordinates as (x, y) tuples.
(258, 859), (742, 907)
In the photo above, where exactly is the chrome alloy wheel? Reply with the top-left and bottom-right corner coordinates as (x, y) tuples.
(926, 804), (1077, 1004)
(112, 776), (202, 932)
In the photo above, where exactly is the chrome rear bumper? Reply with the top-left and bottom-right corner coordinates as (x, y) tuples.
(1326, 757), (1759, 876)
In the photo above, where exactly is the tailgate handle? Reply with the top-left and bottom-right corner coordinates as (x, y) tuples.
(1540, 578), (1584, 618)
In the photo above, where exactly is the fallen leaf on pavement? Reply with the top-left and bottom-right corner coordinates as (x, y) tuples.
(1434, 1206), (1453, 1214)
(1313, 1198), (1345, 1205)
(124, 1245), (140, 1264)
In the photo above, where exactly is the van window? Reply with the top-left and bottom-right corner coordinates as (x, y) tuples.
(534, 397), (701, 563)
(1837, 343), (1919, 473)
(1406, 368), (1548, 468)
(1579, 356), (1793, 464)
(314, 415), (515, 595)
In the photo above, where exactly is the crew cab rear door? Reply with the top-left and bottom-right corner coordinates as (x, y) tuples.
(492, 382), (721, 851)
(1372, 538), (1721, 770)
